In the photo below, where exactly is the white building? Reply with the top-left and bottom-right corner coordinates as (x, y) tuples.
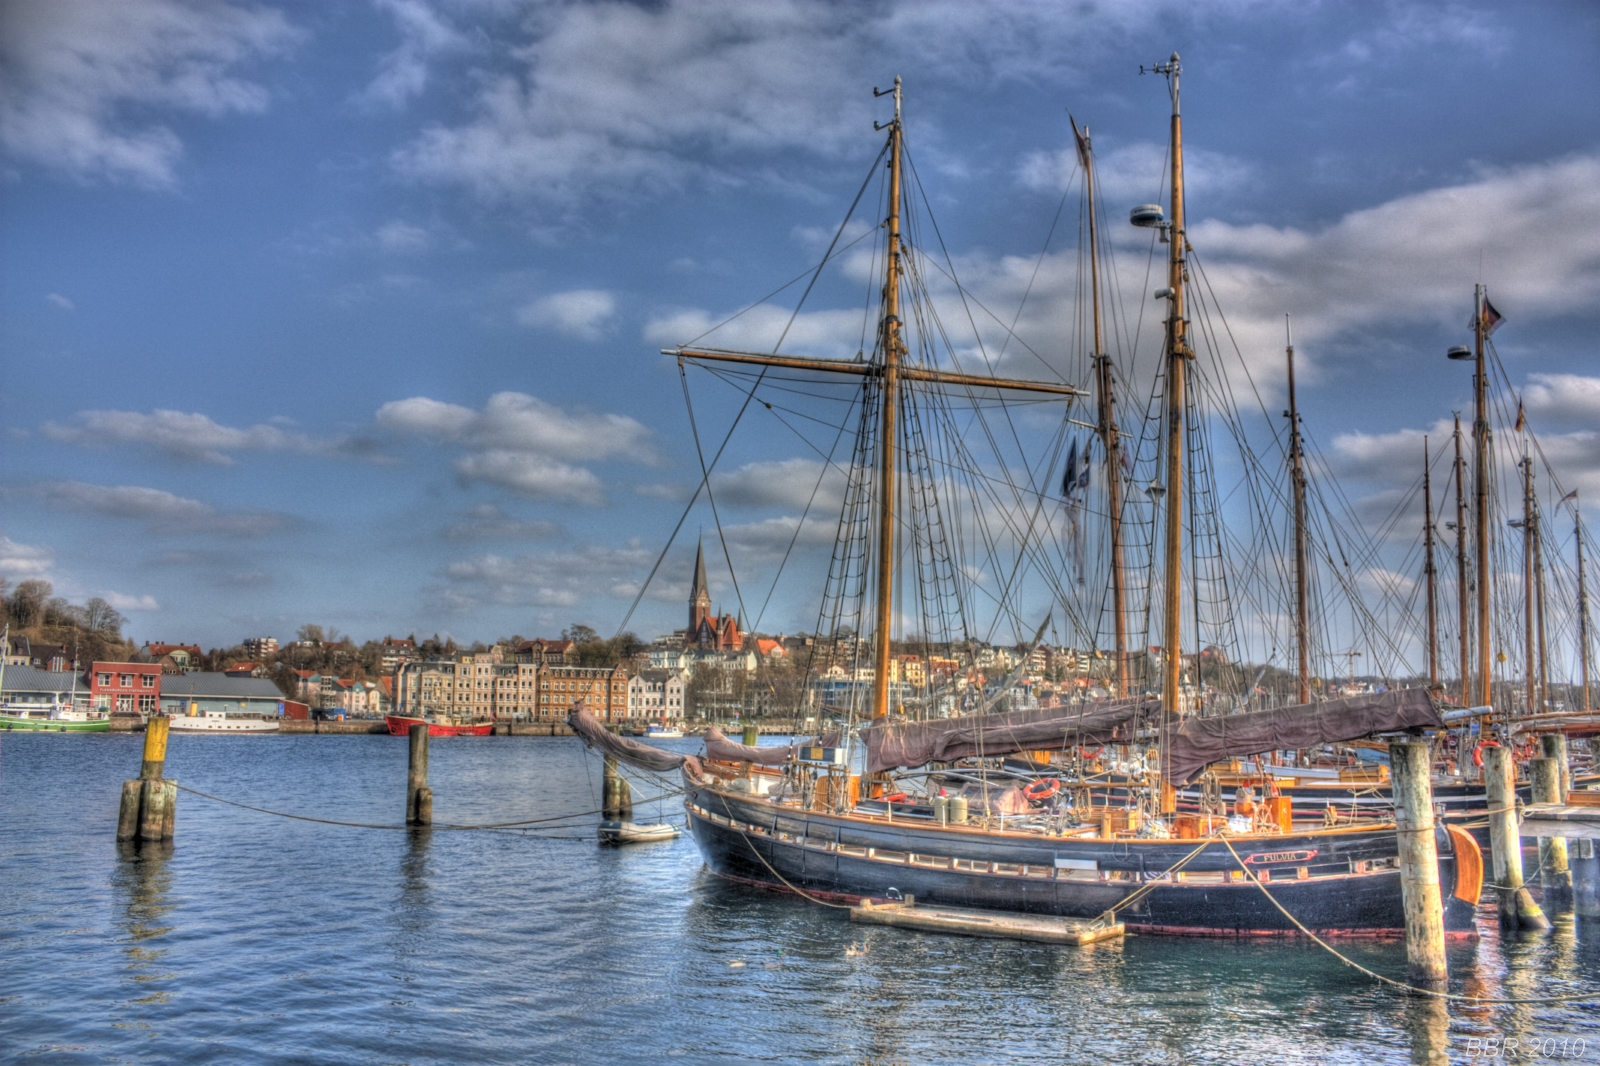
(627, 669), (686, 720)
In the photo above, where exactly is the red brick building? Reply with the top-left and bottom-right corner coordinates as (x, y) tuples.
(89, 662), (163, 715)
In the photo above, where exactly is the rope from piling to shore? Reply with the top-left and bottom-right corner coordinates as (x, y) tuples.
(1218, 836), (1599, 1006)
(172, 782), (685, 832)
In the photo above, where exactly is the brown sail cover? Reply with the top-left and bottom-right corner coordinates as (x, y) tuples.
(702, 727), (842, 765)
(567, 707), (702, 776)
(861, 700), (1155, 773)
(1163, 688), (1443, 784)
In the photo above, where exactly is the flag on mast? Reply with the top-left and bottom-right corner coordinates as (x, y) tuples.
(1470, 296), (1505, 335)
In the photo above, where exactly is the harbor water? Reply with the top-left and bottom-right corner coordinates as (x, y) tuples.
(3, 732), (1597, 1064)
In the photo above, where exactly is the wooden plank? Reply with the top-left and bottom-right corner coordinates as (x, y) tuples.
(1520, 803), (1600, 841)
(850, 898), (1123, 945)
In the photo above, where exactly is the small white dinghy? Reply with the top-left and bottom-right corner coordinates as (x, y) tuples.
(598, 820), (680, 845)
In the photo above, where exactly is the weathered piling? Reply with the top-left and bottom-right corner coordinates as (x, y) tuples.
(1389, 740), (1447, 987)
(406, 723), (432, 827)
(602, 754), (633, 821)
(741, 724), (759, 747)
(1540, 733), (1569, 801)
(1574, 838), (1600, 918)
(1530, 757), (1572, 909)
(116, 716), (176, 843)
(1483, 744), (1550, 930)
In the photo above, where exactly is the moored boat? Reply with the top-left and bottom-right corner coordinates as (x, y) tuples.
(0, 702), (111, 732)
(170, 707), (279, 733)
(385, 714), (493, 737)
(598, 820), (680, 844)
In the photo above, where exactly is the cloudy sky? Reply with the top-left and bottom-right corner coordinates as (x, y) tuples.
(2, 0), (1597, 653)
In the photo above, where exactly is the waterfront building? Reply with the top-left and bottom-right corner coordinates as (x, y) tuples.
(513, 638), (574, 665)
(392, 656), (612, 721)
(536, 663), (628, 721)
(0, 665), (88, 710)
(139, 642), (203, 672)
(685, 541), (742, 651)
(2, 636), (71, 670)
(379, 636), (418, 674)
(626, 668), (686, 720)
(160, 673), (285, 717)
(88, 661), (162, 715)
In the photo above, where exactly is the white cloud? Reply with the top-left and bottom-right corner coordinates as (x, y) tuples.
(1523, 374), (1600, 426)
(358, 0), (467, 110)
(42, 408), (327, 464)
(377, 391), (650, 461)
(104, 591), (160, 611)
(517, 289), (616, 340)
(374, 219), (433, 253)
(35, 481), (293, 537)
(0, 0), (298, 187)
(453, 451), (604, 504)
(645, 304), (866, 358)
(46, 292), (74, 310)
(713, 458), (844, 511)
(439, 543), (656, 610)
(1018, 139), (1256, 205)
(0, 536), (53, 578)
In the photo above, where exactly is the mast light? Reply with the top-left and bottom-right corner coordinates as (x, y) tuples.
(1130, 204), (1166, 228)
(1446, 345), (1472, 360)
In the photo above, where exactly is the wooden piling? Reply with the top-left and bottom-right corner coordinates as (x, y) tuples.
(1483, 744), (1550, 930)
(741, 724), (759, 747)
(1389, 740), (1447, 987)
(116, 715), (176, 843)
(1529, 756), (1572, 909)
(602, 754), (633, 820)
(1539, 733), (1569, 801)
(407, 723), (431, 827)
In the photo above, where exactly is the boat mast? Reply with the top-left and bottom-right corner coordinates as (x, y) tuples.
(1578, 496), (1592, 714)
(1534, 479), (1549, 717)
(1156, 53), (1188, 719)
(1453, 415), (1471, 705)
(1075, 118), (1128, 698)
(1423, 436), (1439, 688)
(1285, 316), (1310, 703)
(1522, 453), (1536, 716)
(1472, 285), (1492, 709)
(871, 76), (905, 720)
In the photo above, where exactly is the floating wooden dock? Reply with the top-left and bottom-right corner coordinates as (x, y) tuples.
(850, 897), (1124, 945)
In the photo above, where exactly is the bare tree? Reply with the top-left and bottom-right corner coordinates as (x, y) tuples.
(7, 580), (52, 627)
(83, 597), (126, 636)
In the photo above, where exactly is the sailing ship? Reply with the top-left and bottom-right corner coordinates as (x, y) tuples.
(576, 59), (1486, 936)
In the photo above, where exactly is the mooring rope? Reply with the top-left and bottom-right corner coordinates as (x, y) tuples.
(173, 782), (685, 833)
(1218, 836), (1599, 1006)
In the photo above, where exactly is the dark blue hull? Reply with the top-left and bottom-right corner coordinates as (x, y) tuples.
(685, 778), (1480, 937)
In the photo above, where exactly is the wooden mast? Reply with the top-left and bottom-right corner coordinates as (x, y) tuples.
(1522, 454), (1536, 717)
(1157, 53), (1188, 719)
(1074, 118), (1127, 698)
(1285, 316), (1310, 704)
(1473, 285), (1492, 709)
(1453, 415), (1471, 705)
(1577, 497), (1592, 714)
(1423, 436), (1439, 687)
(871, 76), (905, 720)
(666, 80), (1084, 723)
(1534, 479), (1549, 717)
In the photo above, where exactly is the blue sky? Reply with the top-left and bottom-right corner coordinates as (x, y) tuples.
(2, 0), (1598, 655)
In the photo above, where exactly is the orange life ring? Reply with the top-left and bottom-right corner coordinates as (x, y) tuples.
(1023, 778), (1060, 803)
(1472, 739), (1499, 769)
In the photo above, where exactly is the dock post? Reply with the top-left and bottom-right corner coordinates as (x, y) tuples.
(1529, 757), (1572, 910)
(406, 723), (432, 827)
(1389, 740), (1447, 987)
(1574, 838), (1600, 918)
(117, 715), (175, 843)
(742, 724), (759, 747)
(1483, 745), (1550, 930)
(1539, 734), (1569, 801)
(602, 754), (633, 820)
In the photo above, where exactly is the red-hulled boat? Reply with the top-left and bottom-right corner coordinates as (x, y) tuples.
(385, 714), (493, 737)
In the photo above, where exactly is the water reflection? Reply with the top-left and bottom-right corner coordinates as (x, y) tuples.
(389, 830), (434, 1008)
(1403, 995), (1451, 1066)
(112, 840), (177, 1015)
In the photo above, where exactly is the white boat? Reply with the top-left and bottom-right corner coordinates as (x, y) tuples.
(643, 723), (684, 739)
(597, 820), (680, 844)
(168, 707), (280, 733)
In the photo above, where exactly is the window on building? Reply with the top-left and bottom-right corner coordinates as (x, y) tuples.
(97, 673), (111, 687)
(141, 675), (155, 689)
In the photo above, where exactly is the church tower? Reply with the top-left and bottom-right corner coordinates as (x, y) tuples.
(689, 539), (712, 635)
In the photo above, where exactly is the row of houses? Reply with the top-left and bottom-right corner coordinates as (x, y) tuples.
(392, 653), (686, 723)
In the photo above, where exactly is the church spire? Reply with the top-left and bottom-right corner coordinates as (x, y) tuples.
(689, 538), (712, 634)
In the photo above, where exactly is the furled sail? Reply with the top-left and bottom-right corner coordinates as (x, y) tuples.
(1162, 688), (1443, 784)
(568, 707), (702, 776)
(860, 699), (1155, 773)
(702, 727), (842, 765)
